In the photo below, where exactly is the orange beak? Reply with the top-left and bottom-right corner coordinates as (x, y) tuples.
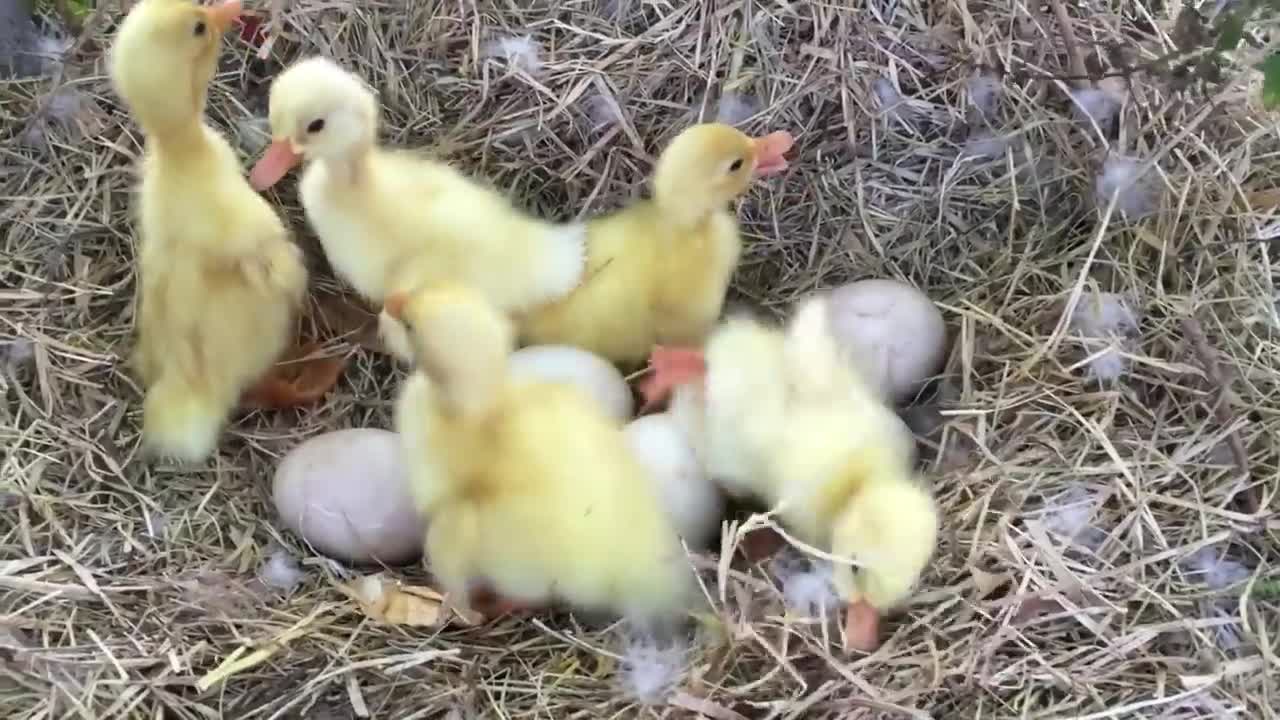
(751, 130), (795, 177)
(843, 598), (882, 653)
(249, 138), (303, 192)
(384, 292), (410, 321)
(204, 0), (243, 33)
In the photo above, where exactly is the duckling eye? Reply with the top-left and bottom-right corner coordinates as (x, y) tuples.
(728, 158), (744, 173)
(306, 119), (326, 134)
(193, 21), (206, 37)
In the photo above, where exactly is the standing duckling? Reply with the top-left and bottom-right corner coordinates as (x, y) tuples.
(248, 57), (587, 362)
(110, 0), (314, 462)
(387, 283), (698, 629)
(517, 123), (794, 369)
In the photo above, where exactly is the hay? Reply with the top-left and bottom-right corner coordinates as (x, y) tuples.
(3, 1), (1279, 717)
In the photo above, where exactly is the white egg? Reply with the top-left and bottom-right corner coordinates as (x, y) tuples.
(273, 428), (424, 565)
(825, 279), (947, 404)
(508, 345), (633, 422)
(624, 413), (724, 548)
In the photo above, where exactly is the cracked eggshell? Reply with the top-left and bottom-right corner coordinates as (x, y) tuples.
(826, 279), (946, 404)
(508, 345), (633, 422)
(273, 429), (424, 565)
(624, 413), (723, 548)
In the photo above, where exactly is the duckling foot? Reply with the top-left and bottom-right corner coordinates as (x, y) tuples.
(240, 341), (347, 409)
(842, 598), (882, 653)
(468, 585), (533, 621)
(638, 345), (706, 412)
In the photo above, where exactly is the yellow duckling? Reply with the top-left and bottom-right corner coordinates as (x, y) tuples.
(110, 0), (310, 462)
(518, 123), (794, 369)
(248, 57), (587, 362)
(386, 283), (697, 629)
(660, 297), (937, 652)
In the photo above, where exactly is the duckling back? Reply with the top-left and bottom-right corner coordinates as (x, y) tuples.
(519, 202), (740, 368)
(254, 57), (586, 324)
(403, 379), (697, 624)
(689, 313), (791, 499)
(391, 285), (695, 625)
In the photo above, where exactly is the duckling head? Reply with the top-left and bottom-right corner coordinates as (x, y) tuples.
(828, 466), (938, 651)
(109, 0), (241, 137)
(384, 284), (514, 419)
(250, 56), (379, 191)
(651, 123), (794, 226)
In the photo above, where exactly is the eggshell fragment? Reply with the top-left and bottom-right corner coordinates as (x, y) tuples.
(508, 345), (633, 422)
(273, 429), (423, 565)
(624, 413), (724, 548)
(826, 279), (946, 404)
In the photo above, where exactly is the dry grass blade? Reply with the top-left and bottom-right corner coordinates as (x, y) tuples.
(2, 1), (1278, 718)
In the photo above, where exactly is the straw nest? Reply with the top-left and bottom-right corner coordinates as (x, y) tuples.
(2, 1), (1278, 717)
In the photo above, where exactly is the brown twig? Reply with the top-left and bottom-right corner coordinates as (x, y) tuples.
(1181, 317), (1256, 513)
(1049, 0), (1092, 89)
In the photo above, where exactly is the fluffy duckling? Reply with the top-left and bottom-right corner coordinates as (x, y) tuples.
(518, 124), (794, 369)
(660, 298), (937, 652)
(110, 0), (310, 462)
(249, 57), (586, 362)
(387, 283), (697, 629)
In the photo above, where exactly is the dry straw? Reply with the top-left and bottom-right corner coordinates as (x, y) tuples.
(2, 1), (1278, 717)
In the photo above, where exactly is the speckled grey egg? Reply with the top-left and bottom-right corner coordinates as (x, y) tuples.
(508, 345), (634, 422)
(273, 429), (423, 565)
(826, 279), (947, 404)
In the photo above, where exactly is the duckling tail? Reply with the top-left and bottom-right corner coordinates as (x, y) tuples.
(518, 219), (588, 310)
(142, 374), (230, 463)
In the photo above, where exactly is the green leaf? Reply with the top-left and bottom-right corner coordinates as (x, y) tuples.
(1261, 53), (1280, 108)
(1215, 12), (1245, 51)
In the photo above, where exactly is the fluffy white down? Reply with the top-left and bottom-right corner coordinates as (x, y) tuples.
(872, 76), (912, 123)
(1069, 292), (1140, 381)
(623, 414), (724, 547)
(1040, 486), (1107, 552)
(506, 345), (634, 422)
(1070, 88), (1120, 134)
(772, 551), (840, 617)
(481, 35), (543, 74)
(716, 91), (759, 125)
(1070, 293), (1138, 338)
(1183, 547), (1252, 592)
(962, 130), (1010, 161)
(1095, 153), (1160, 219)
(966, 70), (1002, 119)
(619, 637), (686, 705)
(259, 547), (306, 593)
(587, 93), (623, 130)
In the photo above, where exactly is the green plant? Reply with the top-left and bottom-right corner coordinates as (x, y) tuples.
(1164, 0), (1280, 106)
(1253, 579), (1280, 600)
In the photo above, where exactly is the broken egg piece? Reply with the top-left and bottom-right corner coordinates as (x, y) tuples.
(508, 345), (634, 422)
(273, 428), (424, 566)
(825, 279), (947, 404)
